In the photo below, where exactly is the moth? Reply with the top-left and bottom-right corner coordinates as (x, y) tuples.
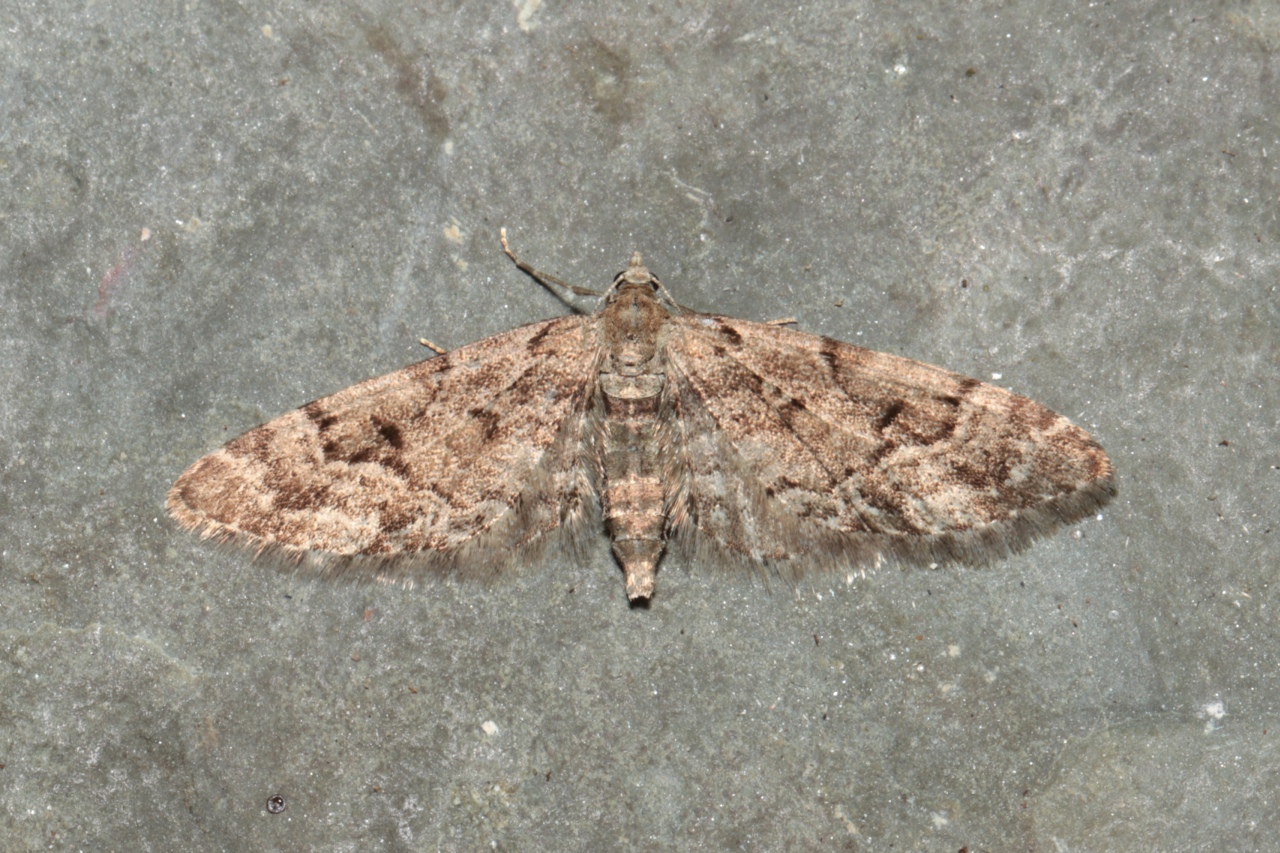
(168, 231), (1115, 602)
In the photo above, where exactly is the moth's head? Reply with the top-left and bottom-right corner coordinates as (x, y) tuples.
(613, 251), (658, 292)
(605, 251), (686, 313)
(609, 249), (660, 292)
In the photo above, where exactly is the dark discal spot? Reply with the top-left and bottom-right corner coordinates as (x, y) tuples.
(718, 323), (743, 346)
(819, 338), (839, 366)
(322, 417), (407, 469)
(875, 401), (906, 431)
(336, 422), (413, 480)
(526, 322), (555, 352)
(721, 358), (772, 398)
(873, 401), (957, 451)
(304, 402), (339, 432)
(907, 417), (958, 447)
(467, 407), (501, 441)
(321, 438), (345, 463)
(506, 362), (559, 408)
(345, 445), (409, 479)
(375, 419), (404, 448)
(737, 369), (766, 396)
(775, 396), (807, 429)
(819, 338), (843, 372)
(938, 377), (980, 408)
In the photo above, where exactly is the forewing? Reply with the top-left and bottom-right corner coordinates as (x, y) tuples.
(167, 314), (601, 580)
(664, 314), (1114, 569)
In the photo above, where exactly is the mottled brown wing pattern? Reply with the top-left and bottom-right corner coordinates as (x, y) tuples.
(170, 238), (1116, 601)
(664, 314), (1115, 570)
(167, 315), (601, 582)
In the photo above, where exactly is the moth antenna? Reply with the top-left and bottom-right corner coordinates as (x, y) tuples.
(500, 228), (602, 298)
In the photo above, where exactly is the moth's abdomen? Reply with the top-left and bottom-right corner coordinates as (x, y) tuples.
(599, 375), (669, 600)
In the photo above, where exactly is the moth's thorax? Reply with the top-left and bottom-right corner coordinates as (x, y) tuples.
(601, 281), (670, 377)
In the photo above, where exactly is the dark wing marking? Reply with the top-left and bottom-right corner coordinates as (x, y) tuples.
(167, 315), (602, 582)
(664, 313), (1114, 571)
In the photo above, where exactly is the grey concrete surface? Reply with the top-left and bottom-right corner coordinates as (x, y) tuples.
(1, 1), (1277, 850)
